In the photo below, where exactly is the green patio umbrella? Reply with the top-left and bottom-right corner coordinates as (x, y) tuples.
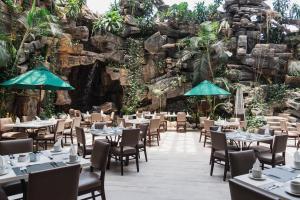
(0, 65), (74, 114)
(184, 80), (230, 96)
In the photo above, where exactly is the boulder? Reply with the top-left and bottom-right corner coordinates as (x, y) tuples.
(59, 34), (84, 55)
(55, 90), (72, 105)
(144, 32), (167, 54)
(90, 32), (124, 52)
(124, 15), (138, 26)
(143, 59), (157, 82)
(65, 26), (89, 42)
(156, 22), (190, 38)
(237, 35), (247, 56)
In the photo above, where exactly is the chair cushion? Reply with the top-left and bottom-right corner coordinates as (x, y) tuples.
(250, 145), (271, 153)
(258, 153), (284, 164)
(78, 172), (100, 193)
(36, 134), (54, 140)
(111, 146), (137, 155)
(288, 131), (299, 137)
(2, 132), (27, 139)
(214, 150), (234, 160)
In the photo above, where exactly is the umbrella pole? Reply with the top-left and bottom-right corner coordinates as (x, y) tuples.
(37, 87), (42, 116)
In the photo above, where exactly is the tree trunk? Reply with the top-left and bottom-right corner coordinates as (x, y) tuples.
(206, 47), (214, 80)
(13, 30), (29, 68)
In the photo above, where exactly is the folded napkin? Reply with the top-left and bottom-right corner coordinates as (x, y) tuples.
(53, 138), (62, 150)
(0, 156), (6, 169)
(217, 126), (222, 132)
(15, 117), (21, 124)
(252, 159), (261, 171)
(133, 123), (136, 129)
(294, 150), (300, 162)
(100, 110), (104, 115)
(91, 123), (95, 130)
(264, 124), (270, 135)
(35, 116), (41, 121)
(103, 124), (108, 130)
(69, 144), (77, 156)
(119, 121), (124, 128)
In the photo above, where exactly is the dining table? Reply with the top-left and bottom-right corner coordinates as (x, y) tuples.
(125, 118), (150, 125)
(0, 148), (90, 184)
(234, 166), (300, 199)
(226, 131), (274, 151)
(215, 120), (240, 128)
(4, 119), (73, 129)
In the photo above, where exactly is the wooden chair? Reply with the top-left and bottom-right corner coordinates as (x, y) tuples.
(257, 134), (288, 169)
(280, 120), (299, 146)
(78, 140), (110, 200)
(229, 150), (256, 178)
(27, 165), (81, 200)
(138, 124), (149, 162)
(200, 119), (214, 146)
(109, 129), (140, 176)
(0, 139), (33, 197)
(250, 128), (274, 154)
(35, 119), (65, 150)
(76, 127), (93, 158)
(0, 118), (27, 140)
(157, 113), (167, 132)
(148, 119), (160, 146)
(63, 117), (81, 144)
(176, 112), (187, 132)
(210, 131), (233, 181)
(91, 113), (102, 123)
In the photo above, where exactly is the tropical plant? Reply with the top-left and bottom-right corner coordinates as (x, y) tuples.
(246, 116), (267, 131)
(290, 3), (300, 19)
(158, 2), (194, 23)
(13, 0), (61, 67)
(65, 0), (85, 19)
(265, 84), (288, 105)
(92, 10), (123, 34)
(195, 21), (220, 79)
(273, 0), (290, 17)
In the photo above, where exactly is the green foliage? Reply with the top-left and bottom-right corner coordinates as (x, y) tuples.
(246, 116), (267, 130)
(273, 0), (290, 17)
(65, 0), (85, 19)
(290, 3), (300, 19)
(122, 38), (145, 114)
(92, 11), (123, 35)
(288, 70), (300, 76)
(4, 0), (21, 13)
(158, 2), (194, 23)
(269, 26), (284, 44)
(265, 84), (288, 105)
(40, 91), (56, 119)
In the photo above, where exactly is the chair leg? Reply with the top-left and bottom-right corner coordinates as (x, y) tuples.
(135, 153), (139, 172)
(101, 190), (106, 200)
(121, 157), (124, 176)
(65, 134), (67, 144)
(203, 135), (207, 147)
(199, 132), (202, 142)
(91, 191), (96, 200)
(70, 134), (73, 144)
(107, 154), (111, 169)
(157, 135), (160, 146)
(148, 135), (151, 147)
(210, 157), (215, 176)
(223, 162), (228, 181)
(144, 148), (148, 162)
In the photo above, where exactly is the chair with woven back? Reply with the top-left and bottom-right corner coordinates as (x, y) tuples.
(138, 124), (149, 161)
(91, 113), (102, 123)
(0, 139), (33, 198)
(78, 140), (110, 200)
(35, 119), (65, 150)
(63, 117), (81, 144)
(280, 120), (299, 146)
(109, 129), (140, 175)
(0, 118), (27, 140)
(250, 128), (275, 154)
(156, 113), (167, 132)
(76, 127), (93, 158)
(257, 134), (288, 169)
(200, 119), (214, 147)
(229, 150), (256, 178)
(148, 118), (160, 146)
(210, 131), (234, 181)
(27, 165), (81, 200)
(176, 112), (187, 132)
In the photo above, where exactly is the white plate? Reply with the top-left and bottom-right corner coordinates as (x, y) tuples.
(50, 149), (62, 153)
(66, 159), (80, 164)
(285, 187), (300, 196)
(248, 174), (266, 181)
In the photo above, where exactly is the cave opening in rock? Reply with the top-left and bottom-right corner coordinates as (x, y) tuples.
(68, 61), (123, 112)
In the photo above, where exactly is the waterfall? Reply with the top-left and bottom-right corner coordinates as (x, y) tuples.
(83, 62), (98, 109)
